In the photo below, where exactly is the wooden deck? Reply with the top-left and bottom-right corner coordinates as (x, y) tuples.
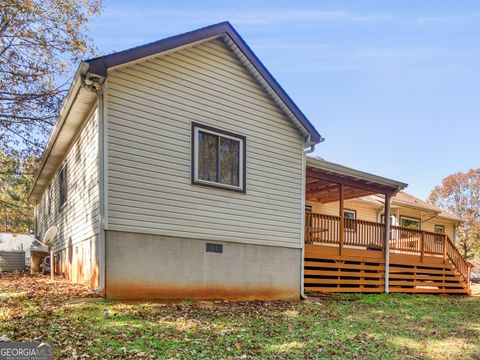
(304, 213), (471, 295)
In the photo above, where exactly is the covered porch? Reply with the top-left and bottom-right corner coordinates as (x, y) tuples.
(304, 157), (471, 294)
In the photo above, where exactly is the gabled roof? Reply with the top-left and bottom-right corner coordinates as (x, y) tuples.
(28, 22), (323, 201)
(392, 192), (463, 222)
(359, 192), (463, 223)
(86, 21), (322, 144)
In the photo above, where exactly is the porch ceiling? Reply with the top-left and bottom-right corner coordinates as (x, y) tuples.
(306, 158), (407, 203)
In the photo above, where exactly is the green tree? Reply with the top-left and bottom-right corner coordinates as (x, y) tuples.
(428, 169), (480, 259)
(0, 151), (36, 232)
(0, 0), (102, 158)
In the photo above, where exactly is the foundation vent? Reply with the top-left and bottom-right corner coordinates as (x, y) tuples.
(206, 243), (223, 253)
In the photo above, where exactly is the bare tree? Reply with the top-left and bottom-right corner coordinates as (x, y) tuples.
(0, 0), (102, 158)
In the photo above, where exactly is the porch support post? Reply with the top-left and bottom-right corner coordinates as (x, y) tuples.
(443, 234), (447, 264)
(339, 183), (344, 256)
(384, 194), (392, 294)
(420, 232), (425, 263)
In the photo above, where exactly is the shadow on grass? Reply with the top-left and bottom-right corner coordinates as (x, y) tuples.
(1, 284), (479, 359)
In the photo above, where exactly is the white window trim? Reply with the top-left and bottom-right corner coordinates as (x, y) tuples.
(380, 214), (397, 225)
(400, 216), (421, 229)
(344, 209), (356, 231)
(193, 125), (245, 192)
(344, 209), (356, 219)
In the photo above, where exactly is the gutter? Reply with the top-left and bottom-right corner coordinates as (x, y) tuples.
(306, 157), (408, 191)
(79, 67), (106, 296)
(28, 62), (90, 200)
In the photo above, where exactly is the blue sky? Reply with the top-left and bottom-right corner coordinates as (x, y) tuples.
(89, 0), (480, 199)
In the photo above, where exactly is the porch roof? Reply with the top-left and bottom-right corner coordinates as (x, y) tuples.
(358, 192), (463, 223)
(306, 157), (408, 203)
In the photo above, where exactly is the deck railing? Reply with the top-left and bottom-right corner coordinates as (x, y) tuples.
(344, 218), (385, 249)
(389, 225), (423, 254)
(446, 236), (470, 280)
(305, 212), (471, 281)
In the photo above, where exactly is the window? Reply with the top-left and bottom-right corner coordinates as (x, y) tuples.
(192, 123), (246, 192)
(59, 163), (68, 210)
(400, 216), (420, 230)
(47, 184), (52, 215)
(381, 214), (396, 225)
(434, 225), (445, 243)
(344, 209), (356, 219)
(344, 209), (356, 230)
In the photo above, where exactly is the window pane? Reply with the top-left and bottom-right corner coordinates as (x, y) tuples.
(198, 131), (218, 182)
(401, 218), (420, 229)
(219, 137), (240, 186)
(59, 164), (67, 208)
(435, 225), (444, 234)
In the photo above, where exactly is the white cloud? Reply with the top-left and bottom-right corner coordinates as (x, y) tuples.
(413, 13), (480, 26)
(100, 8), (392, 27)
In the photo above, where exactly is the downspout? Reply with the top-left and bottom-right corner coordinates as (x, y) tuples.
(384, 194), (392, 294)
(301, 141), (316, 299)
(80, 73), (106, 295)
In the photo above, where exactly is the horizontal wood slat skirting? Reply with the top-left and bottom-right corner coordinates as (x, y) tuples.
(304, 212), (471, 295)
(304, 245), (469, 295)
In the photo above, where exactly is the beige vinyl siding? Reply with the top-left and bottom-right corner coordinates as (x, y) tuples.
(307, 200), (380, 223)
(422, 219), (455, 240)
(308, 199), (456, 239)
(106, 38), (304, 248)
(36, 108), (99, 251)
(396, 207), (456, 239)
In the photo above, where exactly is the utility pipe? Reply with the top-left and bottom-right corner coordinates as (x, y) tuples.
(300, 143), (316, 299)
(80, 73), (106, 295)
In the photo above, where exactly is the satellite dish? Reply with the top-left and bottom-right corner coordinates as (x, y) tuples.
(43, 226), (58, 247)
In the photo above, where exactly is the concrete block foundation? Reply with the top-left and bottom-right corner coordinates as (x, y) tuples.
(105, 230), (301, 300)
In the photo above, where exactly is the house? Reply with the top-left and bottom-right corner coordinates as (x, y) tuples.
(306, 176), (462, 242)
(28, 22), (471, 299)
(0, 233), (49, 272)
(304, 157), (470, 294)
(29, 22), (321, 299)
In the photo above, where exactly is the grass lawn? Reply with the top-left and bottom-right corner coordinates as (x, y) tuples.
(1, 274), (479, 359)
